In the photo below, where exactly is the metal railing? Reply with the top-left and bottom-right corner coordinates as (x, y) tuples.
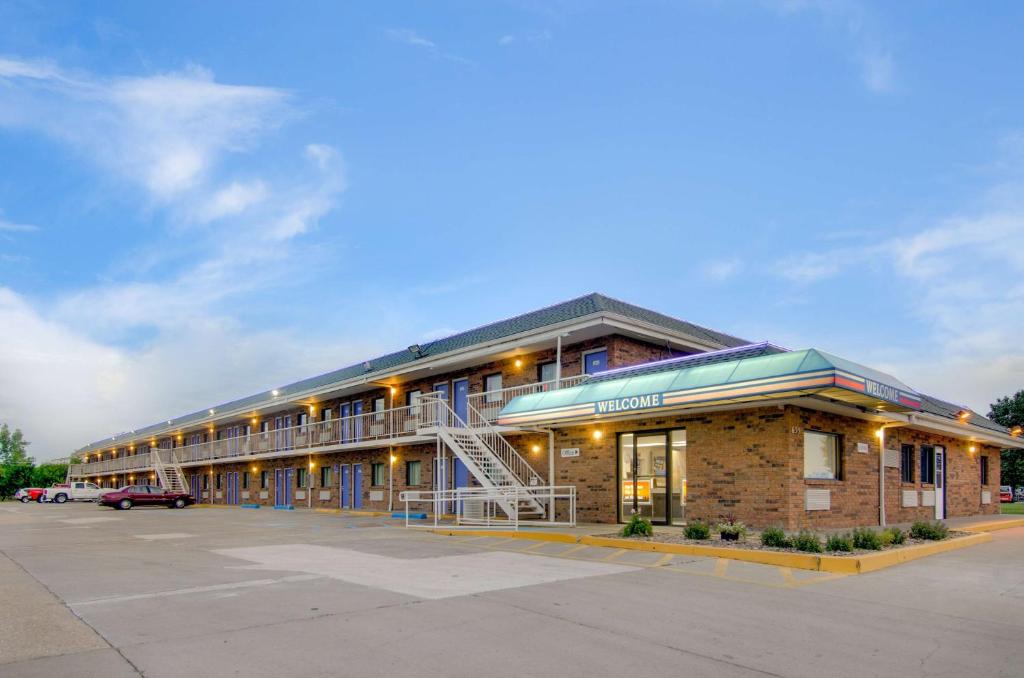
(70, 404), (423, 477)
(466, 375), (589, 426)
(399, 486), (577, 528)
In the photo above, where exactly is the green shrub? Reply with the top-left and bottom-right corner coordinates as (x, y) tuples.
(826, 533), (853, 552)
(683, 520), (711, 540)
(621, 513), (653, 537)
(717, 520), (747, 541)
(851, 527), (883, 551)
(792, 531), (823, 553)
(760, 526), (791, 548)
(880, 527), (906, 547)
(910, 521), (948, 540)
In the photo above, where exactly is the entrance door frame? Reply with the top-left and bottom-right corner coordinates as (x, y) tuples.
(934, 445), (947, 520)
(616, 428), (686, 525)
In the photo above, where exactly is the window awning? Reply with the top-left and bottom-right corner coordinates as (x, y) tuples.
(497, 348), (923, 426)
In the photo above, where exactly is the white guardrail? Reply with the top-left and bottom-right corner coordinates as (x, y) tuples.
(398, 486), (577, 529)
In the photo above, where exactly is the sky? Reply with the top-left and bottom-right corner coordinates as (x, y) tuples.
(1, 1), (1022, 460)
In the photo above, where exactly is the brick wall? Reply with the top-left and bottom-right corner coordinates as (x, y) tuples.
(543, 404), (1001, 529)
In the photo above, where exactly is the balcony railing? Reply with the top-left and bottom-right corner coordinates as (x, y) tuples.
(70, 405), (423, 477)
(466, 375), (589, 426)
(70, 376), (591, 478)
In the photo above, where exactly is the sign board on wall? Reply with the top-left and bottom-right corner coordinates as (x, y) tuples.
(856, 442), (869, 454)
(622, 479), (652, 505)
(561, 448), (581, 458)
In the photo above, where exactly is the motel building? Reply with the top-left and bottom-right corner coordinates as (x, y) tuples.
(69, 293), (1023, 530)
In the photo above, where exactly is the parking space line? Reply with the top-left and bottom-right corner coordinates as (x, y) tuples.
(602, 549), (628, 561)
(713, 558), (729, 577)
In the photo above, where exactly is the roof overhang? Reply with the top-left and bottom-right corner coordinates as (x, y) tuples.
(78, 310), (732, 454)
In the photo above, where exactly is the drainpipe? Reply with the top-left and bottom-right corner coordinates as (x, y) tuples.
(555, 335), (562, 386)
(876, 422), (906, 527)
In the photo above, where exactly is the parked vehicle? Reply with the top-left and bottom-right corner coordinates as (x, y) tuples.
(43, 481), (114, 504)
(1000, 485), (1013, 503)
(99, 485), (194, 510)
(13, 488), (45, 503)
(1016, 487), (1024, 503)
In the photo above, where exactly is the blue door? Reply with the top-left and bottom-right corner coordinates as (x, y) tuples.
(340, 403), (351, 443)
(453, 378), (469, 425)
(340, 465), (351, 509)
(352, 464), (363, 509)
(584, 349), (608, 374)
(274, 469), (284, 506)
(284, 469), (294, 505)
(353, 401), (363, 441)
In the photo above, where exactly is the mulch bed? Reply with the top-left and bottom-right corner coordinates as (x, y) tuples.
(597, 529), (971, 556)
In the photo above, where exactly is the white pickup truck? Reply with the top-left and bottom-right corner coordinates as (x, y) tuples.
(43, 481), (115, 504)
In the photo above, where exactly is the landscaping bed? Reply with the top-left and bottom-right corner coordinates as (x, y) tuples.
(610, 515), (965, 557)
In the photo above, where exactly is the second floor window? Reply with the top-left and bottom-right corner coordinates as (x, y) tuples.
(539, 361), (557, 384)
(484, 373), (503, 402)
(406, 390), (422, 408)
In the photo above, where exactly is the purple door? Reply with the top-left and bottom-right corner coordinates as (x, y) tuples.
(584, 349), (608, 375)
(453, 378), (469, 425)
(353, 401), (364, 440)
(340, 403), (351, 443)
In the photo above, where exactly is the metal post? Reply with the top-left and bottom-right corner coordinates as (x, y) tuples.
(548, 429), (555, 523)
(388, 446), (394, 512)
(555, 335), (562, 386)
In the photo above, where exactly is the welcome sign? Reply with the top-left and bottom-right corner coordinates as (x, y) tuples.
(595, 393), (664, 415)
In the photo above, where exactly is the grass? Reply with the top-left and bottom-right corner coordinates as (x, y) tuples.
(1001, 503), (1024, 514)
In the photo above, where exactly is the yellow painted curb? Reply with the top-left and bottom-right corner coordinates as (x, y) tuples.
(315, 508), (341, 514)
(960, 518), (1024, 533)
(429, 529), (993, 573)
(579, 535), (822, 570)
(431, 529), (579, 544)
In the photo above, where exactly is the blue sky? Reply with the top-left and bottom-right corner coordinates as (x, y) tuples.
(1, 1), (1022, 459)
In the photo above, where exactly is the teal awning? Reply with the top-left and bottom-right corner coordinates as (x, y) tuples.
(497, 348), (922, 426)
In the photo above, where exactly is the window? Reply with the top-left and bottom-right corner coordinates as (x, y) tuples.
(406, 460), (422, 486)
(374, 397), (386, 412)
(900, 444), (915, 483)
(296, 468), (307, 487)
(298, 412), (309, 431)
(484, 373), (503, 403)
(215, 473), (222, 490)
(981, 455), (989, 485)
(320, 465), (332, 487)
(538, 361), (557, 384)
(242, 472), (250, 489)
(371, 462), (385, 486)
(582, 348), (608, 375)
(406, 390), (422, 407)
(260, 470), (269, 489)
(321, 408), (333, 421)
(803, 430), (841, 480)
(920, 445), (936, 484)
(260, 421), (269, 434)
(202, 475), (209, 490)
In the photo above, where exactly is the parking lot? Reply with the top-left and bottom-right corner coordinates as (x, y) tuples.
(2, 502), (1024, 677)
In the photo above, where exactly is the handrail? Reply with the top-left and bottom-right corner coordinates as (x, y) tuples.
(399, 486), (577, 528)
(466, 375), (589, 426)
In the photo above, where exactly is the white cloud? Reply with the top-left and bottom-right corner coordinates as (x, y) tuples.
(385, 29), (474, 66)
(0, 58), (290, 200)
(0, 57), (352, 459)
(763, 0), (895, 93)
(0, 287), (376, 460)
(0, 217), (39, 232)
(702, 258), (743, 282)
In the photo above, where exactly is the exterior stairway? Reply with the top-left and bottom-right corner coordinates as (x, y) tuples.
(418, 392), (546, 520)
(151, 449), (190, 494)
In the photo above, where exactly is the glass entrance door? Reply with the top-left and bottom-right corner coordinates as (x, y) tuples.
(619, 429), (686, 525)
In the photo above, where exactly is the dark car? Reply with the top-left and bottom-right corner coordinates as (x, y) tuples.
(99, 485), (194, 510)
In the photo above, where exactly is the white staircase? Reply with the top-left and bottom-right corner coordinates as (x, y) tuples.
(151, 449), (189, 494)
(418, 393), (546, 520)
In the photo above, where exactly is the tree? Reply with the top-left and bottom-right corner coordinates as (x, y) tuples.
(32, 463), (69, 489)
(989, 391), (1024, 488)
(0, 423), (35, 499)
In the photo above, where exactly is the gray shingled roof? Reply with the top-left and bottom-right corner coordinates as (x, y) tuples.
(917, 394), (1008, 434)
(81, 293), (747, 450)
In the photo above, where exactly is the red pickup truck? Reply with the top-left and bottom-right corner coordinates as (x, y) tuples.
(14, 487), (47, 503)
